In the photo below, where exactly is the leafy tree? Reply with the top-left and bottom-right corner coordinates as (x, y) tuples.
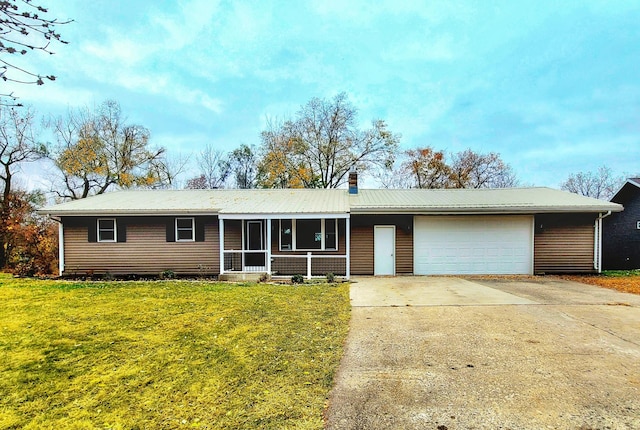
(400, 147), (451, 189)
(0, 0), (72, 104)
(379, 147), (517, 189)
(560, 166), (622, 200)
(185, 145), (230, 189)
(48, 100), (171, 199)
(257, 119), (315, 188)
(229, 143), (257, 189)
(258, 93), (400, 188)
(0, 104), (45, 268)
(3, 189), (57, 275)
(449, 149), (518, 189)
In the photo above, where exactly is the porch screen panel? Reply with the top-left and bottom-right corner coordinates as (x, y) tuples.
(296, 219), (322, 249)
(280, 219), (292, 250)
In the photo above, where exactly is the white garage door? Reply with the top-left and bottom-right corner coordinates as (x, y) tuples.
(414, 216), (533, 275)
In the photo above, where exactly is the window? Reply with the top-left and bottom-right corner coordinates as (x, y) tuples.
(279, 219), (339, 251)
(296, 219), (322, 249)
(176, 218), (195, 241)
(97, 219), (116, 242)
(280, 219), (292, 250)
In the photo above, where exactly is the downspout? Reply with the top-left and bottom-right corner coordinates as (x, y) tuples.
(345, 217), (351, 280)
(594, 211), (612, 273)
(219, 218), (225, 276)
(48, 215), (64, 276)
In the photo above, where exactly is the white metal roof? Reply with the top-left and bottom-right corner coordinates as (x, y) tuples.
(349, 188), (622, 214)
(40, 187), (622, 216)
(41, 189), (350, 216)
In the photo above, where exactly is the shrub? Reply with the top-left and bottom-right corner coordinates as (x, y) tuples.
(326, 272), (336, 283)
(291, 274), (305, 284)
(159, 269), (175, 280)
(12, 252), (36, 277)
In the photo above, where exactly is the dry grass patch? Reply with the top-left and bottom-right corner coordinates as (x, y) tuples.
(0, 274), (350, 429)
(561, 270), (640, 295)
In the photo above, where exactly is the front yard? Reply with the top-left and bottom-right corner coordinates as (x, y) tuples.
(562, 269), (640, 295)
(0, 275), (350, 429)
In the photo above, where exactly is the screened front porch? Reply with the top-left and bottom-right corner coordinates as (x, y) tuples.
(219, 216), (350, 279)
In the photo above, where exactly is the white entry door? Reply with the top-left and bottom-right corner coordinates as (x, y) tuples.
(374, 225), (395, 276)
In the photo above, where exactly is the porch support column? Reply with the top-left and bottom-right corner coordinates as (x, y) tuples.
(345, 217), (350, 280)
(266, 218), (272, 275)
(219, 218), (225, 275)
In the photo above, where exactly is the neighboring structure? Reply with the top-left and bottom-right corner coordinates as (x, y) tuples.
(603, 178), (640, 270)
(40, 174), (622, 278)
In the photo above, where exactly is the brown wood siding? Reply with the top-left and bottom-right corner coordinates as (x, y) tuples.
(396, 226), (413, 274)
(350, 215), (413, 275)
(350, 225), (373, 275)
(534, 214), (596, 274)
(63, 218), (219, 276)
(224, 220), (242, 249)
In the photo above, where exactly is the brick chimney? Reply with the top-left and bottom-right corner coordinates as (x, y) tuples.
(348, 168), (358, 194)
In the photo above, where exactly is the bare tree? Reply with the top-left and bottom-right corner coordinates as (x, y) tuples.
(560, 166), (622, 200)
(185, 145), (229, 189)
(0, 104), (45, 267)
(48, 100), (170, 199)
(229, 144), (257, 189)
(1, 1), (72, 104)
(371, 158), (410, 189)
(150, 152), (189, 189)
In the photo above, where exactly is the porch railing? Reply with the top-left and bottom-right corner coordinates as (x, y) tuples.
(222, 250), (268, 273)
(222, 250), (348, 279)
(272, 253), (347, 279)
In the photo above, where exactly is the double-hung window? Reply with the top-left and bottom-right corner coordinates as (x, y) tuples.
(176, 218), (195, 241)
(97, 219), (116, 242)
(279, 219), (338, 251)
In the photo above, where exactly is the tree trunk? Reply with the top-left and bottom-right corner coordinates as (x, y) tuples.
(0, 168), (11, 269)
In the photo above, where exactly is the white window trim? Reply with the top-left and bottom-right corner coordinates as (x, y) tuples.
(175, 217), (195, 242)
(279, 218), (338, 251)
(97, 218), (117, 243)
(325, 218), (338, 251)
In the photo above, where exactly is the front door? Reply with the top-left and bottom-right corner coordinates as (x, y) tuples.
(245, 221), (266, 270)
(374, 225), (395, 276)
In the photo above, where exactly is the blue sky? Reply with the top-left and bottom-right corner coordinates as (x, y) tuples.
(7, 0), (640, 189)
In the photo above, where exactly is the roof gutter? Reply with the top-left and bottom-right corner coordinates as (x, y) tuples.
(351, 205), (623, 215)
(37, 210), (222, 217)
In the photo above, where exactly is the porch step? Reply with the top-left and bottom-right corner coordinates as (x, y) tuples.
(219, 272), (269, 282)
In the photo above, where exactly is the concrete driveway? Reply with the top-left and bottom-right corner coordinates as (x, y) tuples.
(325, 276), (640, 429)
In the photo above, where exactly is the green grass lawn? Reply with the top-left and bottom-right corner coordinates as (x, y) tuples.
(0, 274), (350, 429)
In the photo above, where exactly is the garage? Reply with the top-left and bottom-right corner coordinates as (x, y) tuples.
(413, 215), (534, 275)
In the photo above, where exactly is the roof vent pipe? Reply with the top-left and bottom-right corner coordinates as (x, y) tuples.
(348, 168), (358, 194)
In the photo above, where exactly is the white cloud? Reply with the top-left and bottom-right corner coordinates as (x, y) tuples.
(13, 83), (96, 109)
(381, 36), (456, 63)
(310, 0), (473, 25)
(153, 0), (221, 50)
(82, 36), (145, 66)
